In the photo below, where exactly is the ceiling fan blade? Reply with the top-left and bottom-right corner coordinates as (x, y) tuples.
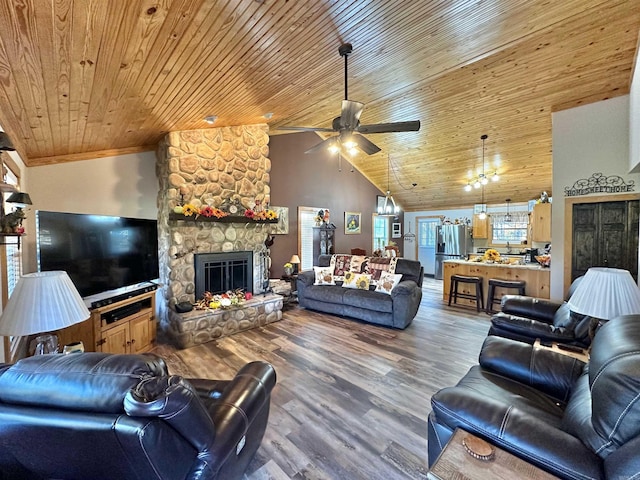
(339, 100), (364, 129)
(304, 137), (339, 154)
(277, 126), (335, 133)
(352, 134), (381, 155)
(356, 120), (421, 134)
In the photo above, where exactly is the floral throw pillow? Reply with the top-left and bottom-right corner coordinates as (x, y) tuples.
(342, 272), (371, 290)
(313, 266), (336, 285)
(375, 272), (403, 295)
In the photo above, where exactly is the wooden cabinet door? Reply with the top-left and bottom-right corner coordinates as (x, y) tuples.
(129, 313), (153, 354)
(101, 323), (130, 354)
(472, 215), (488, 239)
(531, 203), (551, 242)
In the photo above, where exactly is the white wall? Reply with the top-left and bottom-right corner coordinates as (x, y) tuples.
(551, 95), (639, 299)
(23, 151), (158, 273)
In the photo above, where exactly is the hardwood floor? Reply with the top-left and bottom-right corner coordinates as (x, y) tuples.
(152, 277), (492, 479)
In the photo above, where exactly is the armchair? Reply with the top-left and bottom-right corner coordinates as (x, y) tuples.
(428, 314), (640, 479)
(0, 352), (276, 480)
(488, 276), (592, 348)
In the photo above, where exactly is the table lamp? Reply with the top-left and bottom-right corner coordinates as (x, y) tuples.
(0, 271), (90, 354)
(567, 267), (640, 336)
(290, 254), (301, 274)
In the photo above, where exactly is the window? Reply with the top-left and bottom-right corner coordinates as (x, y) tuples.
(419, 220), (437, 248)
(372, 215), (389, 252)
(491, 217), (528, 245)
(298, 206), (322, 271)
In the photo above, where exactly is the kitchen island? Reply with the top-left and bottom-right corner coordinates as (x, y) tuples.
(443, 259), (550, 308)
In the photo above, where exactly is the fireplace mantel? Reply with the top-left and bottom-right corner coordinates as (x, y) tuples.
(168, 212), (277, 224)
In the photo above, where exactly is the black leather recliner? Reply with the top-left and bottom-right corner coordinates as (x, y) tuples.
(0, 352), (276, 480)
(488, 276), (592, 348)
(428, 314), (640, 479)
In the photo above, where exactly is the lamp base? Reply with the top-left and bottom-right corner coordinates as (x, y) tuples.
(34, 334), (58, 355)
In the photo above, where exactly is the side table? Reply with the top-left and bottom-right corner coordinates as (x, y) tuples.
(533, 339), (589, 363)
(428, 429), (559, 479)
(280, 274), (298, 307)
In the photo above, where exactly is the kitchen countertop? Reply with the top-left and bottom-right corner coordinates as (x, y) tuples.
(444, 259), (548, 270)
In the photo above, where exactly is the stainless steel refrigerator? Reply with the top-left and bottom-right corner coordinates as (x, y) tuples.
(434, 224), (473, 280)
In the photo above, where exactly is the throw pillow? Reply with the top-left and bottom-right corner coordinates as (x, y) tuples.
(375, 272), (403, 295)
(342, 272), (371, 290)
(330, 254), (352, 281)
(349, 255), (368, 274)
(366, 256), (398, 281)
(313, 266), (336, 285)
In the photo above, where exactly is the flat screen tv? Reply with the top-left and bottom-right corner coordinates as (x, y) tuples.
(36, 211), (159, 299)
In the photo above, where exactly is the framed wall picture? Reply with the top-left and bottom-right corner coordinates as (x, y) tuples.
(270, 206), (289, 234)
(345, 211), (361, 234)
(392, 222), (402, 238)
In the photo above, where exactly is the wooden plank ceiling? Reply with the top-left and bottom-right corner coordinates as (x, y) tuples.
(0, 0), (638, 211)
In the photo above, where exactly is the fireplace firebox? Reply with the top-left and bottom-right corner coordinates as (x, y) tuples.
(194, 251), (253, 298)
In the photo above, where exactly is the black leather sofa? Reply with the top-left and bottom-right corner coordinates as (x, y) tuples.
(297, 254), (423, 329)
(0, 352), (276, 480)
(488, 276), (592, 348)
(428, 314), (640, 479)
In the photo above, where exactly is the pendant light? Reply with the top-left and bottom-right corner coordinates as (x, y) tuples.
(465, 133), (498, 191)
(378, 155), (399, 216)
(505, 198), (512, 222)
(477, 135), (488, 219)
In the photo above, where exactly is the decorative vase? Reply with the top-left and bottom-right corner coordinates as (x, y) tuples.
(284, 266), (294, 276)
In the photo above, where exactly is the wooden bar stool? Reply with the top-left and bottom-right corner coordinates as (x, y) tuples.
(486, 278), (526, 313)
(448, 274), (484, 312)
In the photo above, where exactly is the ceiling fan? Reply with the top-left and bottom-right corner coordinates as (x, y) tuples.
(278, 43), (421, 155)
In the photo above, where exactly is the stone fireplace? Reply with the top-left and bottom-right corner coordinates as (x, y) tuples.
(155, 124), (282, 346)
(194, 251), (253, 298)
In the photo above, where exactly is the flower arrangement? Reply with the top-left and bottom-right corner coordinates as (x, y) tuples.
(284, 262), (293, 269)
(244, 199), (278, 221)
(483, 249), (501, 262)
(194, 289), (250, 310)
(177, 203), (228, 219)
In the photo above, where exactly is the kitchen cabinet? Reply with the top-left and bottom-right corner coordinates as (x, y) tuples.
(530, 203), (552, 242)
(56, 290), (157, 354)
(472, 214), (489, 239)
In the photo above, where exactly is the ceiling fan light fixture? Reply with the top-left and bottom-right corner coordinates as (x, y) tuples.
(348, 147), (358, 156)
(328, 144), (340, 154)
(492, 171), (499, 182)
(474, 179), (481, 189)
(464, 182), (472, 192)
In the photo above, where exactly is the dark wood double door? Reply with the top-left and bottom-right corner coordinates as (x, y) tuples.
(572, 200), (639, 282)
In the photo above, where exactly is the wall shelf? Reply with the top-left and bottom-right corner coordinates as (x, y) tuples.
(168, 212), (278, 224)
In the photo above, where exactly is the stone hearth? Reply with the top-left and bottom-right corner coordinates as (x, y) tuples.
(155, 124), (281, 341)
(167, 293), (283, 349)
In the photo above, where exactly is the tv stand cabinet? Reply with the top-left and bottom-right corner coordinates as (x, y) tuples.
(57, 291), (157, 354)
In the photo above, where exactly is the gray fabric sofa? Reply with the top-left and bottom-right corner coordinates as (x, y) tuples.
(296, 254), (423, 329)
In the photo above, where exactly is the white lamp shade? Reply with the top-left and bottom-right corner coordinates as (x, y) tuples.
(567, 267), (640, 320)
(0, 271), (90, 336)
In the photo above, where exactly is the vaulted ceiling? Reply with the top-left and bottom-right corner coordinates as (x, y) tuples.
(0, 0), (638, 211)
